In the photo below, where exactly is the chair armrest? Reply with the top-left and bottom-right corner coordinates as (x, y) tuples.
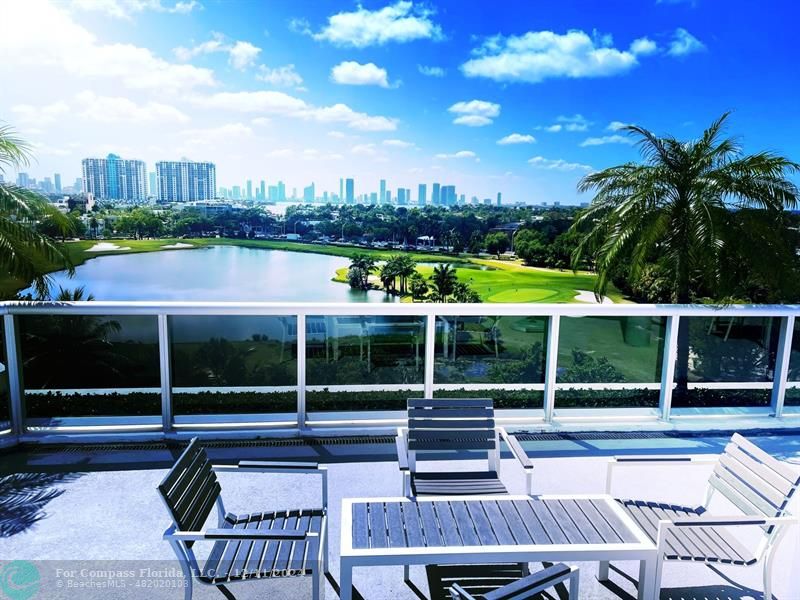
(661, 515), (797, 528)
(396, 427), (409, 471)
(212, 461), (322, 474)
(166, 529), (308, 541)
(448, 583), (476, 600)
(498, 428), (533, 469)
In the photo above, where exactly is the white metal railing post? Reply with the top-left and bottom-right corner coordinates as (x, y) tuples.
(659, 316), (680, 421)
(771, 315), (795, 418)
(424, 314), (436, 398)
(543, 315), (560, 423)
(157, 314), (173, 433)
(3, 314), (24, 435)
(297, 313), (307, 430)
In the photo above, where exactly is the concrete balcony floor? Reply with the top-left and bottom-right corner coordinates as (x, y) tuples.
(1, 432), (799, 600)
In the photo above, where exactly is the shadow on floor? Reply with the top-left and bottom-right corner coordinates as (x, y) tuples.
(0, 471), (83, 537)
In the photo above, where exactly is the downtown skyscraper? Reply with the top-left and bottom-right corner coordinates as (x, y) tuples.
(81, 154), (147, 202)
(155, 160), (216, 203)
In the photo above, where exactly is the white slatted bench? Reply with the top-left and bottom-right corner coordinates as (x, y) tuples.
(605, 433), (800, 600)
(340, 494), (659, 600)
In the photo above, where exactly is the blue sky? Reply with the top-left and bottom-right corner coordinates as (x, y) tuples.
(1, 0), (798, 204)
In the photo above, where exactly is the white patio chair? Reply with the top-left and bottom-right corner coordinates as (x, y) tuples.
(604, 433), (798, 599)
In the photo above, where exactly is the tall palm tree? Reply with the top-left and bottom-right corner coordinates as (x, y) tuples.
(347, 253), (377, 289)
(429, 263), (457, 302)
(395, 255), (417, 294)
(570, 113), (799, 391)
(0, 125), (74, 297)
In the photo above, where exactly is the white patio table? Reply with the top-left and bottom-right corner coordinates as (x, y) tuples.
(340, 494), (659, 600)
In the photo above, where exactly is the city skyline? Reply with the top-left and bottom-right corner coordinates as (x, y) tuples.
(2, 1), (798, 204)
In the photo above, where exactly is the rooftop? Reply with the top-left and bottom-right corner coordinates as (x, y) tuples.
(2, 432), (799, 599)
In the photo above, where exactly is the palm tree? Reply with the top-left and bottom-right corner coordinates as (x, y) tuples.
(379, 259), (398, 293)
(429, 263), (458, 302)
(395, 255), (417, 294)
(347, 253), (377, 289)
(0, 125), (74, 297)
(570, 113), (799, 392)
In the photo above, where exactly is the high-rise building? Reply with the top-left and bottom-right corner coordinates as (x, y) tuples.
(432, 183), (440, 206)
(246, 180), (253, 200)
(303, 183), (315, 203)
(369, 192), (378, 204)
(73, 177), (82, 192)
(54, 173), (62, 193)
(441, 185), (456, 206)
(232, 185), (241, 199)
(397, 188), (407, 205)
(345, 178), (354, 203)
(155, 160), (216, 203)
(82, 154), (147, 202)
(339, 178), (344, 202)
(259, 180), (266, 201)
(497, 192), (502, 206)
(41, 177), (53, 193)
(277, 181), (286, 202)
(418, 183), (427, 205)
(268, 185), (278, 202)
(379, 179), (386, 204)
(148, 172), (157, 198)
(16, 173), (30, 188)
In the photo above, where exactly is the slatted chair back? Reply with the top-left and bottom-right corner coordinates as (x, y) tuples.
(708, 433), (800, 533)
(407, 398), (499, 470)
(158, 438), (221, 539)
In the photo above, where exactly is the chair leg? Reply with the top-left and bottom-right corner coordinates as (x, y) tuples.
(313, 566), (324, 600)
(568, 569), (580, 598)
(216, 584), (236, 600)
(763, 553), (774, 600)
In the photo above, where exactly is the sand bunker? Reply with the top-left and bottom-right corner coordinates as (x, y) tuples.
(574, 289), (614, 304)
(86, 242), (131, 252)
(161, 242), (195, 249)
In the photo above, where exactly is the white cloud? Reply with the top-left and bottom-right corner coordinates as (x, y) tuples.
(448, 99), (500, 127)
(1, 1), (216, 92)
(173, 34), (261, 70)
(11, 101), (70, 125)
(351, 143), (377, 156)
(668, 28), (705, 56)
(536, 114), (590, 133)
(462, 29), (644, 83)
(453, 115), (492, 127)
(606, 121), (629, 131)
(193, 91), (398, 131)
(266, 148), (294, 158)
(181, 122), (253, 138)
(435, 150), (477, 159)
(70, 0), (201, 20)
(327, 131), (346, 138)
(256, 64), (303, 87)
(309, 1), (442, 47)
(497, 133), (536, 145)
(382, 139), (414, 148)
(528, 156), (592, 171)
(330, 61), (390, 87)
(74, 91), (190, 123)
(251, 117), (271, 126)
(228, 41), (261, 70)
(579, 134), (634, 147)
(418, 64), (445, 77)
(630, 37), (658, 56)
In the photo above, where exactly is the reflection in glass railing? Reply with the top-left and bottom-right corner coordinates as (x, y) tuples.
(788, 318), (800, 382)
(434, 316), (546, 384)
(306, 316), (425, 387)
(169, 316), (297, 415)
(19, 314), (160, 417)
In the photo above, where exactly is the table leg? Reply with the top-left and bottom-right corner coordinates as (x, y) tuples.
(403, 564), (410, 583)
(598, 560), (609, 581)
(340, 558), (353, 600)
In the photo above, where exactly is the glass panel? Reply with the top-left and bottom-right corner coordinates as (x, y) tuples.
(672, 317), (780, 408)
(788, 318), (800, 381)
(170, 316), (296, 415)
(434, 316), (546, 384)
(306, 316), (425, 387)
(557, 316), (666, 383)
(785, 387), (800, 407)
(19, 314), (160, 417)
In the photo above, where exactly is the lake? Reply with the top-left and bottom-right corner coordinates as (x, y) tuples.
(41, 245), (397, 302)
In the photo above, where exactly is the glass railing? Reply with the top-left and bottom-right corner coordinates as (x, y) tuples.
(0, 302), (797, 439)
